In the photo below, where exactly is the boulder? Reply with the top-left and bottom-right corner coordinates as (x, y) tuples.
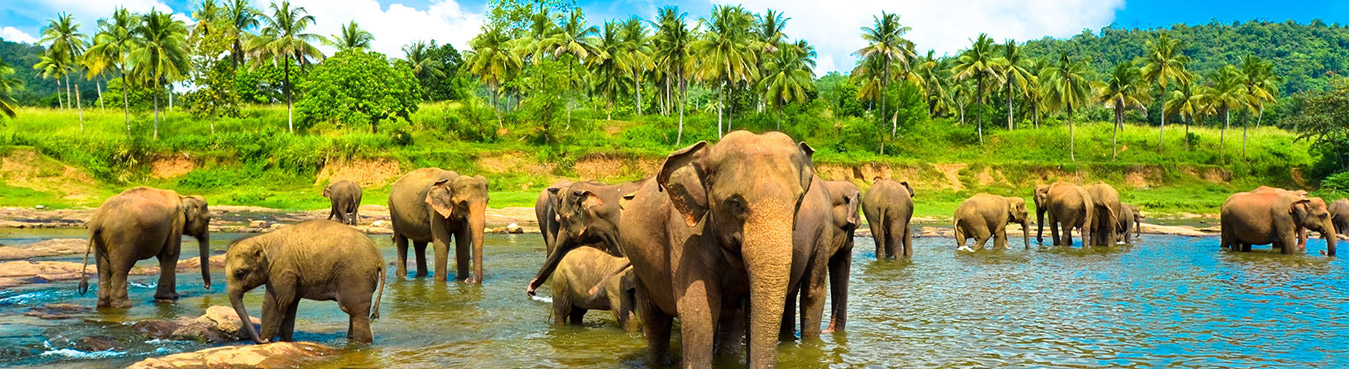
(134, 320), (182, 339)
(76, 335), (119, 352)
(197, 305), (261, 337)
(25, 303), (91, 320)
(249, 220), (269, 229)
(127, 342), (338, 369)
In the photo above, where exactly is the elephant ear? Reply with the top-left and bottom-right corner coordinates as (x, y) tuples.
(322, 185), (331, 198)
(659, 141), (709, 227)
(798, 141), (816, 194)
(845, 191), (861, 228)
(900, 181), (915, 198)
(1291, 198), (1312, 216)
(426, 179), (455, 219)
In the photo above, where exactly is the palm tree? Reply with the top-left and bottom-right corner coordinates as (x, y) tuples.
(33, 52), (68, 109)
(1095, 62), (1150, 159)
(466, 23), (521, 127)
(541, 8), (598, 128)
(620, 16), (651, 117)
(86, 7), (140, 130)
(1041, 52), (1093, 161)
(403, 40), (445, 80)
(761, 40), (815, 129)
(248, 0), (324, 133)
(951, 33), (1004, 144)
(130, 9), (191, 140)
(1164, 78), (1206, 150)
(590, 20), (631, 120)
(1203, 65), (1248, 163)
(40, 13), (88, 111)
(191, 0), (223, 36)
(223, 0), (260, 68)
(854, 11), (914, 137)
(912, 50), (950, 116)
(1239, 55), (1278, 160)
(1140, 33), (1189, 150)
(998, 39), (1033, 130)
(651, 6), (694, 144)
(694, 4), (758, 137)
(0, 57), (22, 119)
(754, 9), (788, 113)
(325, 20), (373, 51)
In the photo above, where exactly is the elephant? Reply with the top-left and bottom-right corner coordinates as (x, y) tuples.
(617, 131), (813, 368)
(782, 179), (861, 340)
(1221, 188), (1337, 256)
(1086, 183), (1122, 246)
(79, 187), (211, 309)
(226, 220), (386, 344)
(534, 179), (572, 256)
(526, 178), (648, 297)
(323, 180), (363, 226)
(388, 168), (489, 282)
(1034, 182), (1095, 247)
(861, 178), (916, 258)
(551, 245), (637, 331)
(1329, 198), (1349, 239)
(953, 194), (1030, 251)
(780, 175), (836, 342)
(1116, 203), (1144, 243)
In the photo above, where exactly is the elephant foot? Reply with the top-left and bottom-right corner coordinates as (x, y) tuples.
(154, 292), (180, 301)
(414, 272), (428, 278)
(105, 299), (133, 309)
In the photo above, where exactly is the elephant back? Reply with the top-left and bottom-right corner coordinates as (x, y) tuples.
(388, 168), (458, 240)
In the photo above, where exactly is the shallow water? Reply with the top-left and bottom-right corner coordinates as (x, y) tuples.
(0, 229), (1345, 368)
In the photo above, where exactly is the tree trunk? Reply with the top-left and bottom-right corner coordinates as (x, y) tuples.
(1112, 101), (1122, 160)
(717, 82), (724, 139)
(634, 69), (642, 116)
(491, 83), (503, 128)
(1158, 85), (1166, 152)
(55, 79), (64, 109)
(677, 76), (686, 145)
(168, 85), (174, 112)
(75, 82), (84, 130)
(64, 73), (72, 110)
(284, 58), (294, 133)
(153, 86), (160, 140)
(96, 79), (104, 112)
(1006, 83), (1014, 130)
(882, 57), (890, 135)
(1185, 116), (1191, 151)
(1069, 116), (1076, 162)
(1220, 109), (1229, 163)
(1033, 104), (1040, 129)
(122, 72), (130, 133)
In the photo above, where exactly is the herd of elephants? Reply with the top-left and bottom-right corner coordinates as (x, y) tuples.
(73, 131), (1345, 368)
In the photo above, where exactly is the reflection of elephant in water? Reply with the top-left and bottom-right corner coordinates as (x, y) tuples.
(1087, 183), (1121, 246)
(1330, 198), (1349, 238)
(324, 180), (363, 226)
(1034, 182), (1094, 246)
(526, 179), (648, 297)
(619, 131), (814, 368)
(552, 246), (636, 331)
(953, 194), (1030, 251)
(862, 178), (915, 258)
(227, 220), (385, 344)
(388, 168), (489, 282)
(1221, 188), (1337, 256)
(534, 179), (571, 256)
(80, 187), (211, 309)
(1116, 204), (1143, 243)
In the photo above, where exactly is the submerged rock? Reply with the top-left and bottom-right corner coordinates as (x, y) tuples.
(132, 306), (262, 343)
(25, 303), (91, 320)
(127, 341), (337, 369)
(0, 238), (87, 260)
(76, 335), (119, 352)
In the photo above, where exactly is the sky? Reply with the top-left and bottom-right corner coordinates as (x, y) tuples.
(2, 0), (1347, 75)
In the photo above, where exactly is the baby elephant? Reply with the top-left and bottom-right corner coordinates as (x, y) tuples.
(324, 180), (363, 226)
(953, 194), (1030, 252)
(1116, 204), (1144, 243)
(227, 220), (386, 344)
(552, 246), (637, 331)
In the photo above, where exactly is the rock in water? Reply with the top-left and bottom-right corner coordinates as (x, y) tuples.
(25, 303), (91, 319)
(197, 305), (261, 337)
(127, 342), (337, 369)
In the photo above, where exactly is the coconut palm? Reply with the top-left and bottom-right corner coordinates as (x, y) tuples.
(325, 20), (373, 51)
(248, 0), (324, 133)
(1239, 55), (1278, 160)
(33, 52), (68, 109)
(590, 20), (631, 120)
(912, 50), (950, 116)
(620, 16), (651, 116)
(129, 9), (191, 140)
(0, 57), (23, 119)
(651, 6), (695, 144)
(40, 12), (88, 114)
(1096, 62), (1151, 159)
(998, 39), (1033, 130)
(1164, 77), (1206, 150)
(1203, 65), (1248, 163)
(466, 23), (521, 127)
(191, 0), (224, 36)
(403, 40), (445, 80)
(87, 7), (140, 129)
(223, 0), (260, 68)
(1041, 52), (1093, 161)
(854, 11), (914, 137)
(950, 33), (1004, 144)
(761, 39), (814, 129)
(1140, 33), (1189, 149)
(694, 4), (758, 137)
(541, 8), (598, 127)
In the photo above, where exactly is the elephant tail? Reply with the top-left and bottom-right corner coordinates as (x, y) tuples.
(78, 232), (96, 295)
(371, 264), (386, 320)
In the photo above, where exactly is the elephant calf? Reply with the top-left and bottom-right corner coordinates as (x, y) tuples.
(1116, 204), (1144, 243)
(552, 246), (637, 331)
(226, 220), (386, 344)
(323, 180), (363, 226)
(953, 194), (1030, 251)
(81, 187), (211, 309)
(862, 178), (916, 258)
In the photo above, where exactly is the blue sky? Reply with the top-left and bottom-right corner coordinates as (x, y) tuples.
(3, 0), (1347, 74)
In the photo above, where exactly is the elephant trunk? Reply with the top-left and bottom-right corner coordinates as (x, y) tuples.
(1036, 207), (1045, 244)
(199, 234), (211, 290)
(470, 202), (487, 284)
(1324, 220), (1338, 256)
(528, 230), (575, 296)
(743, 215), (792, 369)
(229, 288), (265, 344)
(1022, 220), (1031, 250)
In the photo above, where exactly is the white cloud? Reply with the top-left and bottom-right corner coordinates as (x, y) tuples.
(1, 27), (38, 44)
(262, 0), (486, 59)
(720, 0), (1124, 74)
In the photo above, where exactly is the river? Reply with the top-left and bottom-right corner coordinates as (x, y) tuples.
(0, 229), (1344, 368)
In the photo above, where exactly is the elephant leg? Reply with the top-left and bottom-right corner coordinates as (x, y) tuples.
(871, 220), (887, 259)
(327, 204), (337, 221)
(675, 268), (720, 368)
(260, 291), (281, 342)
(635, 285), (673, 365)
(1281, 235), (1297, 255)
(394, 234), (410, 278)
(280, 299), (299, 342)
(339, 293), (374, 343)
(825, 250), (851, 332)
(1241, 243), (1253, 252)
(108, 254), (137, 309)
(887, 219), (906, 258)
(454, 225), (473, 282)
(902, 222), (915, 258)
(154, 236), (181, 301)
(716, 301), (747, 356)
(994, 225), (1009, 250)
(413, 241), (430, 279)
(779, 282), (800, 340)
(1049, 216), (1062, 246)
(552, 291), (570, 325)
(430, 217), (453, 282)
(955, 225), (969, 250)
(799, 259), (828, 340)
(96, 248), (113, 308)
(568, 308), (587, 325)
(973, 229), (992, 251)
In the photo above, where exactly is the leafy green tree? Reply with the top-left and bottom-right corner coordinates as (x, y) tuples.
(590, 21), (631, 120)
(466, 23), (522, 126)
(87, 7), (141, 129)
(694, 4), (758, 137)
(1289, 78), (1349, 169)
(1203, 65), (1248, 163)
(247, 0), (325, 133)
(950, 33), (1003, 144)
(325, 20), (373, 51)
(129, 9), (191, 139)
(223, 0), (260, 68)
(1164, 77), (1206, 150)
(620, 16), (651, 116)
(912, 50), (949, 117)
(297, 50), (419, 133)
(1096, 62), (1150, 159)
(33, 51), (69, 109)
(541, 8), (597, 127)
(651, 6), (695, 144)
(761, 40), (814, 128)
(190, 0), (224, 36)
(188, 0), (242, 126)
(39, 12), (88, 116)
(414, 41), (466, 101)
(998, 39), (1033, 130)
(402, 40), (445, 81)
(1139, 33), (1189, 150)
(854, 11), (914, 137)
(1239, 54), (1278, 159)
(0, 57), (22, 119)
(1041, 52), (1093, 161)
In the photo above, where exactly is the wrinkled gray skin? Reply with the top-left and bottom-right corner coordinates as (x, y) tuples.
(1034, 182), (1095, 247)
(388, 168), (489, 282)
(953, 194), (1030, 251)
(1086, 183), (1122, 246)
(1221, 189), (1337, 256)
(861, 178), (915, 259)
(323, 180), (363, 226)
(781, 176), (835, 342)
(1329, 198), (1349, 239)
(618, 131), (813, 368)
(80, 187), (211, 309)
(226, 220), (385, 344)
(552, 246), (637, 331)
(535, 179), (572, 256)
(1116, 204), (1144, 243)
(782, 180), (861, 340)
(525, 179), (648, 297)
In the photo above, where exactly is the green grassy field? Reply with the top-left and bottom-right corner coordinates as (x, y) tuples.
(0, 104), (1319, 217)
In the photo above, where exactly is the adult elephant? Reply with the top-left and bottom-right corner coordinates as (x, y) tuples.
(953, 194), (1030, 251)
(79, 187), (211, 309)
(388, 168), (489, 283)
(534, 179), (572, 256)
(619, 131), (813, 368)
(323, 180), (362, 226)
(862, 178), (915, 258)
(1329, 198), (1349, 239)
(787, 180), (861, 337)
(781, 175), (835, 342)
(1221, 189), (1337, 256)
(1086, 183), (1121, 246)
(1116, 204), (1144, 243)
(1034, 182), (1095, 247)
(525, 179), (648, 297)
